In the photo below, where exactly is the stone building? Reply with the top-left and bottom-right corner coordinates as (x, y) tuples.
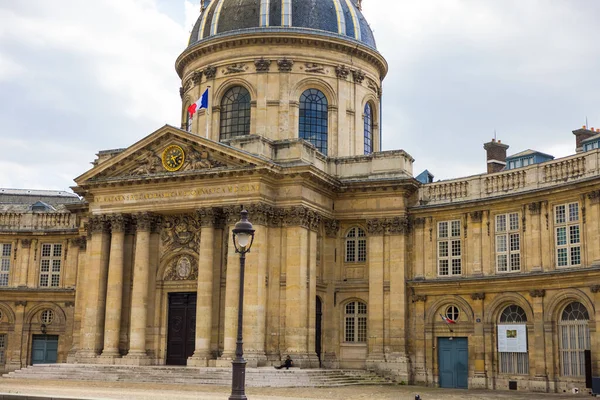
(0, 0), (598, 393)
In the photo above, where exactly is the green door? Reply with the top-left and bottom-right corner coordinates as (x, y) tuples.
(31, 335), (58, 364)
(438, 337), (468, 389)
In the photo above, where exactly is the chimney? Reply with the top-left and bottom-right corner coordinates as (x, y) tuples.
(573, 125), (596, 153)
(483, 138), (509, 174)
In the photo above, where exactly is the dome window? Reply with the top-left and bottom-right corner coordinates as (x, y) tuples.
(219, 86), (251, 141)
(299, 89), (328, 155)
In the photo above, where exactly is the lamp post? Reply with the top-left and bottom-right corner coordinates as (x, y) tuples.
(229, 210), (255, 400)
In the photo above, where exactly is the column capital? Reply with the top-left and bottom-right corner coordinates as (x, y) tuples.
(412, 295), (427, 303)
(246, 203), (273, 226)
(529, 201), (543, 215)
(469, 211), (484, 223)
(591, 285), (600, 293)
(88, 215), (109, 235)
(222, 205), (243, 226)
(109, 214), (130, 233)
(530, 289), (546, 298)
(283, 206), (320, 231)
(471, 292), (486, 301)
(72, 236), (87, 250)
(197, 207), (219, 227)
(133, 213), (157, 232)
(367, 217), (410, 235)
(20, 239), (32, 248)
(324, 218), (340, 238)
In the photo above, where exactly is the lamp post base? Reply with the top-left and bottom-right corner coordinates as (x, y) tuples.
(229, 358), (247, 400)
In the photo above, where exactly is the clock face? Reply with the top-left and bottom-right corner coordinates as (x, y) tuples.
(162, 145), (185, 172)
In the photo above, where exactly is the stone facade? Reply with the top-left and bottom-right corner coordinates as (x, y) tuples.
(0, 4), (598, 395)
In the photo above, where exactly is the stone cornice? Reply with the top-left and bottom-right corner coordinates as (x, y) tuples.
(176, 31), (388, 79)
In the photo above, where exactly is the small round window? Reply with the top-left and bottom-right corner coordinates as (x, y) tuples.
(445, 305), (460, 322)
(41, 310), (54, 324)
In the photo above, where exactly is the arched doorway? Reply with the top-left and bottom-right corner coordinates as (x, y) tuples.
(316, 296), (322, 366)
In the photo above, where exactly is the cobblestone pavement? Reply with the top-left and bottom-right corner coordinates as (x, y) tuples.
(0, 379), (594, 400)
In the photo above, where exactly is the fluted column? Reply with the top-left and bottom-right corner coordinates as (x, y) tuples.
(125, 213), (154, 362)
(77, 216), (110, 358)
(189, 208), (216, 366)
(101, 214), (128, 358)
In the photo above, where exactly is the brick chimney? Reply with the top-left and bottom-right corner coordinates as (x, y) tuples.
(483, 139), (509, 174)
(573, 126), (596, 153)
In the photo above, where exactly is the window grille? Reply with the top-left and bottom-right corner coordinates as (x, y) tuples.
(559, 302), (590, 376)
(438, 220), (461, 276)
(344, 301), (367, 343)
(498, 305), (529, 375)
(299, 89), (328, 155)
(555, 203), (581, 267)
(40, 244), (62, 287)
(345, 227), (366, 263)
(0, 244), (11, 287)
(0, 335), (6, 364)
(364, 103), (373, 155)
(219, 86), (251, 141)
(41, 309), (54, 324)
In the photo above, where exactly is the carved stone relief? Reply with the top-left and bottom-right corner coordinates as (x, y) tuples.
(254, 58), (271, 72)
(163, 255), (199, 281)
(204, 66), (217, 79)
(324, 219), (340, 238)
(335, 65), (349, 79)
(367, 217), (410, 235)
(277, 58), (294, 72)
(303, 63), (327, 74)
(182, 149), (226, 171)
(223, 64), (248, 75)
(352, 70), (365, 84)
(161, 214), (201, 253)
(130, 150), (162, 176)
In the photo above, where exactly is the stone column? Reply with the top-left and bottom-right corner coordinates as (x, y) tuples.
(218, 207), (242, 363)
(77, 216), (110, 358)
(528, 202), (543, 272)
(366, 222), (385, 362)
(68, 237), (87, 361)
(17, 239), (32, 287)
(470, 212), (483, 275)
(283, 206), (317, 367)
(101, 214), (128, 358)
(540, 201), (552, 270)
(412, 295), (428, 384)
(322, 219), (340, 368)
(386, 220), (410, 381)
(588, 191), (600, 263)
(125, 213), (154, 363)
(8, 301), (27, 370)
(471, 293), (487, 389)
(413, 218), (426, 279)
(189, 208), (216, 366)
(530, 289), (548, 392)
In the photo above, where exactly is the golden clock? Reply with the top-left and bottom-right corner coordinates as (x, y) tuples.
(162, 145), (185, 172)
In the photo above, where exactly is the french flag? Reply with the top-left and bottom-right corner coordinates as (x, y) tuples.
(440, 314), (456, 324)
(188, 88), (209, 117)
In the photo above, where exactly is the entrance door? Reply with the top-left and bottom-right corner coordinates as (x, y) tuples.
(438, 337), (468, 389)
(315, 297), (322, 365)
(31, 335), (58, 364)
(166, 292), (197, 365)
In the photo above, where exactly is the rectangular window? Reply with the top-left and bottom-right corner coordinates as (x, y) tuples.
(555, 203), (581, 267)
(0, 244), (11, 287)
(496, 213), (520, 272)
(438, 220), (461, 276)
(40, 243), (62, 287)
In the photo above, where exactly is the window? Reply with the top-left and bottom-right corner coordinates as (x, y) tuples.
(41, 309), (55, 324)
(219, 86), (251, 141)
(555, 203), (581, 267)
(0, 244), (11, 287)
(584, 141), (599, 151)
(498, 305), (529, 375)
(40, 243), (62, 287)
(299, 89), (328, 155)
(560, 302), (590, 376)
(0, 334), (5, 364)
(345, 227), (366, 263)
(496, 213), (520, 272)
(437, 220), (462, 276)
(364, 103), (373, 155)
(445, 305), (460, 322)
(344, 301), (367, 343)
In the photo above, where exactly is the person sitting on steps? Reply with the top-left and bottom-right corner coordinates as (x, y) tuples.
(274, 355), (293, 370)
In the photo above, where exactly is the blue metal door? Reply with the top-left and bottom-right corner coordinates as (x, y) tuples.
(31, 335), (58, 364)
(438, 337), (468, 389)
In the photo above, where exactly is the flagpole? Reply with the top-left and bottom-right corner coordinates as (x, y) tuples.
(205, 86), (211, 139)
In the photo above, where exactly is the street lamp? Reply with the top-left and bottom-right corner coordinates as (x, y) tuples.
(229, 209), (255, 400)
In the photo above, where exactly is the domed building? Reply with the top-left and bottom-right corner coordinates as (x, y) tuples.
(0, 1), (599, 394)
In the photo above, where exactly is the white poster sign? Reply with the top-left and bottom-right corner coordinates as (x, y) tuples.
(497, 324), (527, 353)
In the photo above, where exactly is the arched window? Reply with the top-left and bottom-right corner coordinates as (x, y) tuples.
(219, 86), (251, 141)
(364, 103), (373, 155)
(498, 305), (529, 375)
(344, 301), (367, 343)
(299, 89), (328, 155)
(345, 227), (366, 263)
(559, 302), (590, 376)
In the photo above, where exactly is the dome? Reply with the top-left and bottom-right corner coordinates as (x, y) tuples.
(188, 0), (376, 49)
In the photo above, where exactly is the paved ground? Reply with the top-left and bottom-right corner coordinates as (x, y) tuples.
(0, 379), (594, 400)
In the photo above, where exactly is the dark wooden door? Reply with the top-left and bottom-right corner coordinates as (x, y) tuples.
(315, 296), (322, 365)
(438, 337), (468, 389)
(31, 335), (58, 364)
(166, 292), (197, 365)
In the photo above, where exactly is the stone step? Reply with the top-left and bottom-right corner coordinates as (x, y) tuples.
(3, 364), (392, 388)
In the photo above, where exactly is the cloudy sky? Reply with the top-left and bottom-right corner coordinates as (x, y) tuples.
(0, 0), (599, 190)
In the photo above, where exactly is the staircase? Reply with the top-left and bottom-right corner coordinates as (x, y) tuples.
(3, 364), (392, 388)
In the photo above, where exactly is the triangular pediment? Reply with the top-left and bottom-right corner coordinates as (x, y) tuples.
(75, 125), (275, 185)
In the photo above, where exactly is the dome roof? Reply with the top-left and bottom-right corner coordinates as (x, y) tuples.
(188, 0), (376, 49)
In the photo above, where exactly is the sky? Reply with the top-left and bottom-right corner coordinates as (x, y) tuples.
(0, 0), (599, 190)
